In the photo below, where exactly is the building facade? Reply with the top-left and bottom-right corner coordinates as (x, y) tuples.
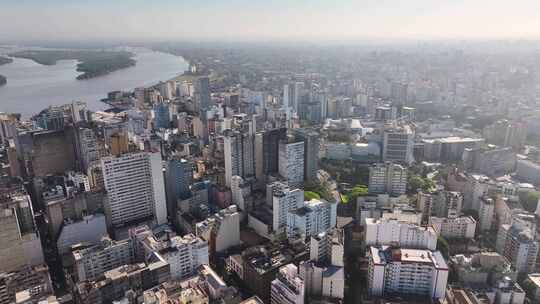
(365, 218), (437, 250)
(368, 163), (407, 196)
(368, 246), (448, 299)
(101, 151), (167, 227)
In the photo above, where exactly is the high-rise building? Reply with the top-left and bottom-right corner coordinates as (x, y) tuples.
(56, 214), (108, 254)
(496, 215), (539, 275)
(272, 183), (304, 233)
(153, 102), (170, 129)
(319, 92), (328, 120)
(364, 218), (437, 250)
(231, 175), (252, 212)
(309, 229), (344, 267)
(279, 137), (305, 188)
(0, 113), (19, 144)
(286, 199), (337, 238)
(368, 162), (407, 196)
(109, 132), (129, 156)
(390, 82), (408, 105)
(32, 106), (65, 131)
(294, 129), (320, 183)
(270, 264), (305, 304)
(166, 158), (192, 222)
(299, 261), (344, 301)
(478, 196), (495, 232)
(416, 191), (434, 223)
(77, 127), (99, 172)
(0, 192), (44, 273)
(432, 191), (463, 218)
(18, 129), (77, 177)
(368, 246), (448, 299)
(224, 130), (255, 187)
(283, 84), (295, 113)
(382, 124), (415, 164)
(158, 81), (172, 100)
(255, 128), (287, 182)
(196, 205), (241, 253)
(483, 119), (528, 149)
(101, 151), (167, 228)
(462, 146), (516, 177)
(195, 76), (211, 112)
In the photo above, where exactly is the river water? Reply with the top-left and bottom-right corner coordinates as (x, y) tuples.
(0, 48), (188, 117)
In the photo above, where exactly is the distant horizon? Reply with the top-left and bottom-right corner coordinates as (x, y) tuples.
(5, 38), (540, 52)
(3, 0), (540, 43)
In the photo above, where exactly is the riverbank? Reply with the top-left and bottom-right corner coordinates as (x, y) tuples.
(0, 56), (13, 65)
(9, 50), (136, 80)
(0, 49), (188, 116)
(0, 57), (12, 85)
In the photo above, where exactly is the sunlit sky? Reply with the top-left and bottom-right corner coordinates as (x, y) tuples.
(2, 0), (540, 42)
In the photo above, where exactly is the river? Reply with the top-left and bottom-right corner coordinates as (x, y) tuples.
(0, 48), (188, 117)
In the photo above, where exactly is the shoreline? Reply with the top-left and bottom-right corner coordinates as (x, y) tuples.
(9, 50), (138, 81)
(0, 49), (189, 117)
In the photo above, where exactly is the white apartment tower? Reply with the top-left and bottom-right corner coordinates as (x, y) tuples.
(496, 216), (539, 275)
(364, 218), (437, 250)
(286, 199), (337, 238)
(382, 124), (415, 165)
(279, 138), (305, 188)
(429, 216), (477, 239)
(163, 234), (209, 279)
(368, 246), (448, 299)
(272, 183), (304, 233)
(368, 162), (407, 196)
(101, 151), (167, 228)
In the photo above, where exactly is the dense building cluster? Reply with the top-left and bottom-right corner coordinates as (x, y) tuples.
(3, 43), (540, 304)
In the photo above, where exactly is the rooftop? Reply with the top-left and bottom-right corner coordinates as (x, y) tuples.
(370, 246), (448, 270)
(528, 273), (540, 287)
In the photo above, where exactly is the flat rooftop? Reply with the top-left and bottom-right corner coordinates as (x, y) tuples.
(370, 246), (448, 270)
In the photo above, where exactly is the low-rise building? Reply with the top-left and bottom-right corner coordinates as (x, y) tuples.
(74, 255), (170, 304)
(56, 214), (108, 255)
(270, 264), (305, 304)
(238, 241), (309, 303)
(0, 265), (52, 304)
(72, 237), (134, 282)
(429, 216), (477, 239)
(365, 218), (437, 250)
(450, 252), (516, 287)
(526, 273), (540, 302)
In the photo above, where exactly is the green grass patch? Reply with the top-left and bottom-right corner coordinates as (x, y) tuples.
(304, 191), (321, 201)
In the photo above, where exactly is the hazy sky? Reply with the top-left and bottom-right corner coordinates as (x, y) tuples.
(2, 0), (540, 42)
